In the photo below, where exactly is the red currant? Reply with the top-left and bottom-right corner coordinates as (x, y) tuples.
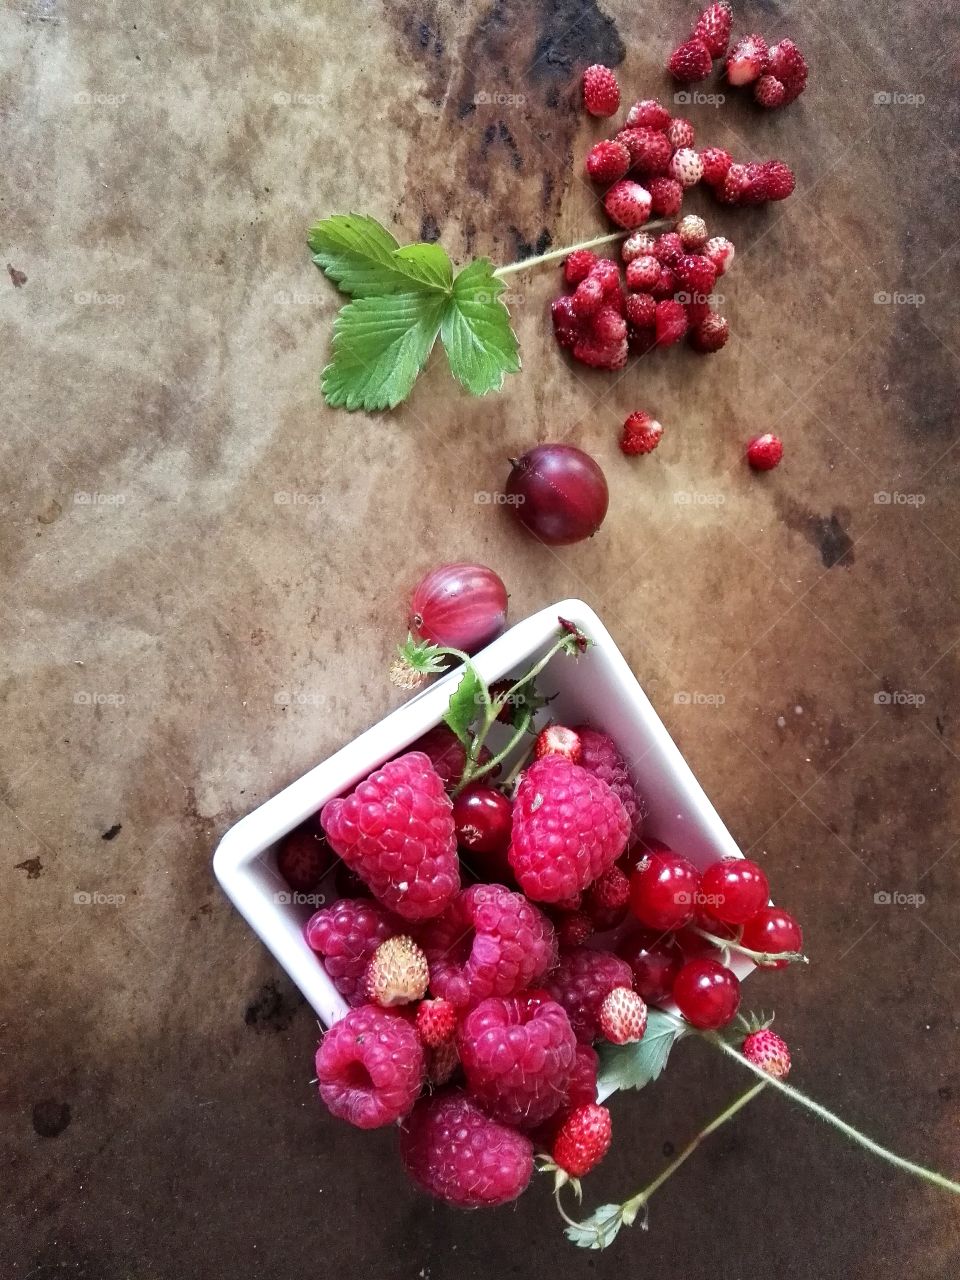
(672, 958), (741, 1029)
(629, 848), (701, 930)
(740, 906), (803, 969)
(452, 786), (513, 878)
(618, 929), (684, 1004)
(699, 857), (770, 925)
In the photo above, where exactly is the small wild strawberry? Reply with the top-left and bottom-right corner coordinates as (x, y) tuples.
(668, 37), (713, 83)
(726, 33), (769, 85)
(365, 935), (430, 1007)
(742, 1028), (791, 1078)
(604, 180), (652, 229)
(534, 724), (583, 764)
(586, 139), (632, 184)
(583, 64), (620, 116)
(599, 986), (648, 1044)
(692, 0), (733, 58)
(552, 1104), (613, 1177)
(620, 410), (664, 456)
(689, 312), (730, 353)
(416, 997), (457, 1048)
(564, 249), (599, 286)
(747, 433), (784, 470)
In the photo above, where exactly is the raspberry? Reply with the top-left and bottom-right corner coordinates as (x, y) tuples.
(676, 253), (716, 295)
(626, 98), (672, 130)
(754, 75), (786, 108)
(416, 997), (457, 1048)
(458, 996), (577, 1127)
(546, 947), (634, 1042)
(648, 177), (683, 216)
(599, 986), (648, 1044)
(621, 230), (656, 262)
(591, 304), (627, 345)
(666, 117), (695, 150)
(583, 64), (620, 117)
(655, 299), (689, 347)
(508, 757), (630, 903)
(316, 1004), (425, 1128)
(620, 410), (663, 456)
(567, 1043), (600, 1106)
(586, 139), (631, 184)
(400, 1090), (534, 1207)
(668, 37), (713, 83)
(668, 147), (704, 188)
(699, 146), (733, 186)
(768, 38), (809, 102)
(625, 291), (656, 328)
(276, 825), (332, 892)
(692, 1), (732, 58)
(716, 161), (749, 204)
(410, 724), (494, 789)
(747, 433), (783, 470)
(690, 312), (730, 353)
(551, 294), (582, 350)
(604, 180), (652, 230)
(556, 910), (595, 948)
(742, 1028), (792, 1079)
(573, 335), (628, 370)
(653, 231), (684, 266)
(571, 274), (604, 317)
(305, 898), (400, 1006)
(552, 1104), (612, 1177)
(616, 127), (672, 174)
(420, 883), (557, 1007)
(320, 752), (459, 921)
(626, 254), (660, 291)
(534, 724), (583, 764)
(703, 235), (735, 275)
(365, 935), (429, 1006)
(676, 214), (708, 248)
(564, 248), (599, 285)
(573, 725), (647, 839)
(726, 33), (769, 85)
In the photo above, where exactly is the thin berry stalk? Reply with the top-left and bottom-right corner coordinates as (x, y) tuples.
(456, 709), (533, 792)
(492, 221), (671, 279)
(692, 925), (808, 967)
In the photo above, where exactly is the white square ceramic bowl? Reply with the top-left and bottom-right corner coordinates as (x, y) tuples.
(213, 598), (752, 1028)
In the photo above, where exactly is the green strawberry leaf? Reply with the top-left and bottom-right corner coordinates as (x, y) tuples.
(321, 291), (447, 412)
(393, 242), (454, 292)
(441, 259), (521, 397)
(596, 1010), (685, 1102)
(309, 215), (452, 298)
(563, 1204), (626, 1250)
(443, 662), (484, 747)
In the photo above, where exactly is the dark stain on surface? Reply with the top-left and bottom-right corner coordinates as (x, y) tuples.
(7, 263), (27, 287)
(419, 213), (441, 243)
(15, 856), (44, 879)
(32, 1099), (72, 1137)
(244, 979), (304, 1033)
(508, 225), (552, 259)
(101, 823), (122, 841)
(528, 0), (626, 82)
(777, 497), (856, 568)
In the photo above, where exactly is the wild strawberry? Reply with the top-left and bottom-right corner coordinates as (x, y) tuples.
(590, 258), (622, 296)
(365, 935), (430, 1007)
(668, 37), (712, 83)
(715, 161), (749, 204)
(754, 74), (786, 108)
(651, 265), (678, 297)
(742, 1028), (791, 1078)
(571, 275), (604, 317)
(624, 291), (656, 328)
(586, 139), (631, 183)
(760, 159), (796, 200)
(564, 249), (599, 285)
(699, 146), (733, 186)
(703, 235), (735, 275)
(557, 910), (595, 948)
(604, 180), (652, 229)
(675, 253), (717, 295)
(768, 38), (809, 102)
(626, 97), (672, 130)
(426, 1038), (460, 1086)
(620, 410), (663, 455)
(648, 176), (684, 216)
(588, 864), (631, 911)
(616, 126), (672, 174)
(582, 64), (620, 117)
(591, 305), (627, 345)
(653, 231), (684, 266)
(747, 433), (783, 470)
(534, 724), (583, 764)
(692, 0), (733, 57)
(726, 33), (769, 85)
(685, 295), (713, 326)
(668, 146), (704, 188)
(625, 254), (660, 291)
(655, 299), (688, 346)
(552, 1104), (612, 1177)
(606, 284), (628, 317)
(551, 295), (582, 350)
(689, 312), (730, 352)
(599, 986), (648, 1044)
(416, 997), (457, 1047)
(676, 214), (709, 248)
(573, 335), (628, 370)
(622, 230), (657, 262)
(666, 117), (695, 150)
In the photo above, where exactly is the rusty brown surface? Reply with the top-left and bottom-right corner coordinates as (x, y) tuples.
(2, 0), (959, 1276)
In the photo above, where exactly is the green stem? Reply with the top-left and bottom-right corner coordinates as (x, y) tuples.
(706, 1034), (960, 1196)
(455, 710), (532, 794)
(501, 737), (536, 788)
(493, 221), (672, 279)
(692, 926), (808, 967)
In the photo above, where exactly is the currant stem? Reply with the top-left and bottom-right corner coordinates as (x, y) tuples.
(705, 1034), (960, 1197)
(492, 221), (672, 279)
(692, 926), (808, 967)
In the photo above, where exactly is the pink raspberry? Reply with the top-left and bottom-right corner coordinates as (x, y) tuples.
(574, 725), (648, 841)
(528, 1042), (600, 1147)
(315, 1004), (424, 1128)
(305, 898), (400, 1006)
(546, 947), (634, 1043)
(419, 883), (557, 1008)
(508, 757), (630, 903)
(320, 751), (459, 921)
(410, 724), (494, 789)
(458, 996), (577, 1127)
(399, 1090), (534, 1207)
